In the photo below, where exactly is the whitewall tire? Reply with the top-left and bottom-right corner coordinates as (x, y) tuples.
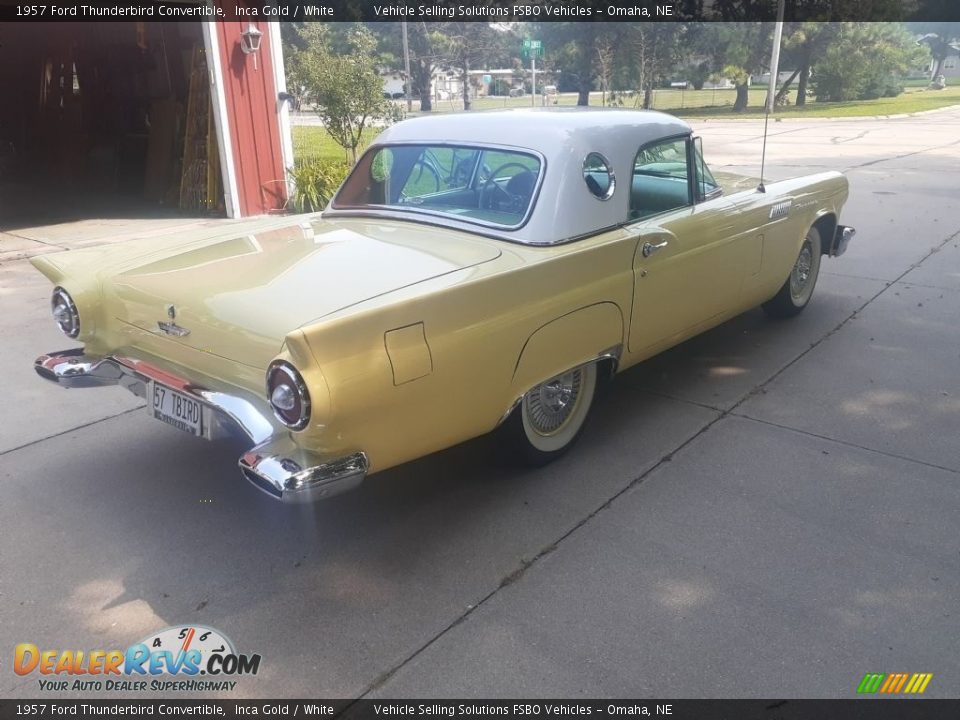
(503, 362), (598, 466)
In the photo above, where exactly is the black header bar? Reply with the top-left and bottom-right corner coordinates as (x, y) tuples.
(3, 699), (960, 720)
(0, 0), (958, 22)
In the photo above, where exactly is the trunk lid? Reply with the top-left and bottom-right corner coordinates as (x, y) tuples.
(106, 218), (501, 368)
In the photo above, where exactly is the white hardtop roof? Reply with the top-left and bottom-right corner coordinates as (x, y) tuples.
(328, 108), (695, 245)
(376, 107), (692, 155)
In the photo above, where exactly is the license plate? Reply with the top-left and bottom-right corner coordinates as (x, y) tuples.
(150, 382), (203, 437)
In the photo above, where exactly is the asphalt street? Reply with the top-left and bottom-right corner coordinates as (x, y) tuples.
(1, 108), (959, 700)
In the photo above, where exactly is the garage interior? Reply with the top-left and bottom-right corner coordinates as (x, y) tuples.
(0, 22), (224, 230)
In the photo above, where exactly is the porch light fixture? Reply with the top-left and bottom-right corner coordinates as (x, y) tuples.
(240, 23), (263, 68)
(240, 23), (263, 54)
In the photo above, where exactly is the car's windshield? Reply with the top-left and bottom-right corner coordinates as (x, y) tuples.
(333, 144), (543, 229)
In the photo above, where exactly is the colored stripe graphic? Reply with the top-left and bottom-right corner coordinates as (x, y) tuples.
(857, 673), (885, 694)
(857, 672), (932, 694)
(913, 673), (933, 694)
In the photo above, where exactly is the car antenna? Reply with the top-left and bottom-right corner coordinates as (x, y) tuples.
(758, 110), (771, 193)
(758, 0), (786, 194)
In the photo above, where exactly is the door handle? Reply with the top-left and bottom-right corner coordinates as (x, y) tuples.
(642, 240), (669, 258)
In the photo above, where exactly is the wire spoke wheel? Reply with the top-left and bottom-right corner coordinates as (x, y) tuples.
(524, 369), (583, 436)
(506, 362), (599, 463)
(762, 225), (822, 318)
(789, 241), (815, 304)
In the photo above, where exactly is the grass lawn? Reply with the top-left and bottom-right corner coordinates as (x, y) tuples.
(677, 85), (960, 119)
(291, 126), (380, 163)
(292, 84), (960, 163)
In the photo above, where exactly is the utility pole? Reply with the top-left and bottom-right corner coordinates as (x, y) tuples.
(765, 0), (786, 114)
(531, 52), (536, 107)
(402, 21), (412, 112)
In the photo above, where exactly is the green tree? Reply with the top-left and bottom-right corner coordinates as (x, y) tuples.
(539, 22), (604, 105)
(289, 26), (402, 163)
(698, 22), (774, 111)
(779, 23), (842, 106)
(441, 22), (514, 111)
(622, 24), (684, 108)
(369, 22), (450, 112)
(812, 23), (926, 101)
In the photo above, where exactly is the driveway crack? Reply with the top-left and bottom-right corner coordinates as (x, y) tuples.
(0, 406), (145, 458)
(844, 138), (960, 171)
(730, 412), (960, 476)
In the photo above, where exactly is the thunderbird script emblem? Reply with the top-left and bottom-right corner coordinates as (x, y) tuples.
(158, 305), (190, 337)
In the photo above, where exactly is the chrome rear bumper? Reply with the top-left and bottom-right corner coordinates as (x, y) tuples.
(240, 443), (368, 503)
(35, 349), (367, 503)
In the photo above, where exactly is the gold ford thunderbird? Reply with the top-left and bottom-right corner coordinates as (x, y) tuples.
(33, 109), (855, 502)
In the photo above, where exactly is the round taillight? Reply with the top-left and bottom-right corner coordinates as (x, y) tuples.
(266, 362), (311, 430)
(51, 287), (80, 338)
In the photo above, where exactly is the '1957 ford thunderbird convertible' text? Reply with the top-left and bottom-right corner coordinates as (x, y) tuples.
(32, 109), (856, 502)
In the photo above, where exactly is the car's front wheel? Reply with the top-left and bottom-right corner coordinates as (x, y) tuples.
(762, 226), (823, 318)
(502, 362), (598, 466)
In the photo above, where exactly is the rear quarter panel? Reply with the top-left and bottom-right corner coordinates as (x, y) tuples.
(294, 229), (638, 473)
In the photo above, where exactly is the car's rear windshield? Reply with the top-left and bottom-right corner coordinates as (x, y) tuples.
(332, 144), (543, 229)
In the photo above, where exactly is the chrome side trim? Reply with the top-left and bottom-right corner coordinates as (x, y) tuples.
(494, 346), (622, 428)
(240, 442), (368, 503)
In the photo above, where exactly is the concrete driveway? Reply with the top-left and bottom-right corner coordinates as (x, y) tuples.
(1, 109), (959, 700)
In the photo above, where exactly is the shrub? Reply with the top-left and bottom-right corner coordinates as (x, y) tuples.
(288, 158), (350, 213)
(811, 23), (922, 102)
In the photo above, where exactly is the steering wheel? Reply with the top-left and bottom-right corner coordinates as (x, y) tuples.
(398, 158), (441, 204)
(479, 162), (535, 212)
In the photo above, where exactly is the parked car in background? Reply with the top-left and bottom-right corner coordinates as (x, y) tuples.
(32, 109), (855, 503)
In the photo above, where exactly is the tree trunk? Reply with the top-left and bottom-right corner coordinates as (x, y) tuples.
(643, 86), (653, 109)
(733, 82), (749, 112)
(795, 51), (811, 107)
(413, 60), (432, 112)
(577, 25), (595, 106)
(462, 55), (471, 111)
(774, 69), (800, 104)
(931, 56), (946, 82)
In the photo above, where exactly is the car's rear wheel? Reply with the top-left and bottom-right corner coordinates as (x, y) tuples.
(502, 362), (598, 466)
(762, 226), (822, 318)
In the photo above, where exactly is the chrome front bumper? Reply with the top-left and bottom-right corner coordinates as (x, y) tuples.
(831, 225), (856, 257)
(34, 349), (367, 503)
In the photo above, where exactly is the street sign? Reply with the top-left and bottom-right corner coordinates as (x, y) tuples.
(521, 39), (544, 59)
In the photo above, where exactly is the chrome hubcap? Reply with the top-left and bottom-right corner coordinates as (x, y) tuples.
(526, 370), (582, 435)
(790, 242), (814, 300)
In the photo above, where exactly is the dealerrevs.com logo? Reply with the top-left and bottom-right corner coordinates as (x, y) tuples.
(14, 625), (261, 693)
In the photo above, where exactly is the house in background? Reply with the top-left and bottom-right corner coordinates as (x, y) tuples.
(381, 72), (406, 98)
(931, 50), (960, 79)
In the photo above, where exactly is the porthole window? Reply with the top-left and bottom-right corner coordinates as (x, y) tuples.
(583, 153), (615, 200)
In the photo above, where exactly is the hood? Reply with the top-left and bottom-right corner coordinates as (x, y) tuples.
(713, 171), (762, 196)
(105, 217), (501, 368)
